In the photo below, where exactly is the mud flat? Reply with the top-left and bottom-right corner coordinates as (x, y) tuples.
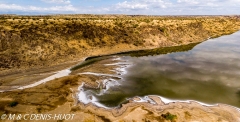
(1, 60), (240, 122)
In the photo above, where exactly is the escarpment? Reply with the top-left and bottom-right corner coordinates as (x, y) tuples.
(0, 15), (240, 73)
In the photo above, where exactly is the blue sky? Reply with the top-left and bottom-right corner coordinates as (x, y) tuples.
(0, 0), (239, 15)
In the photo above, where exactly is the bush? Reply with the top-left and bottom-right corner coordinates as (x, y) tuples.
(158, 27), (166, 32)
(161, 112), (177, 122)
(9, 101), (18, 107)
(133, 24), (139, 28)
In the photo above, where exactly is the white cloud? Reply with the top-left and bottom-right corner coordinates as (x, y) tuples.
(113, 0), (240, 15)
(41, 0), (71, 4)
(177, 0), (199, 4)
(115, 0), (171, 11)
(0, 3), (77, 12)
(116, 1), (148, 10)
(0, 0), (240, 15)
(174, 0), (240, 14)
(177, 0), (240, 7)
(0, 3), (24, 10)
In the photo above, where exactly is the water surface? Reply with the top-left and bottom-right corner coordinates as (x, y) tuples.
(80, 31), (240, 108)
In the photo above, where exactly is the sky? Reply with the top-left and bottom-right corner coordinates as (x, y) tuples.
(0, 0), (239, 15)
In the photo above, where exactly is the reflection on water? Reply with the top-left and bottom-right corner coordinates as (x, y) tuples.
(81, 31), (240, 108)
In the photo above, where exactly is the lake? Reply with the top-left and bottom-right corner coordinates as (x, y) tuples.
(78, 31), (240, 108)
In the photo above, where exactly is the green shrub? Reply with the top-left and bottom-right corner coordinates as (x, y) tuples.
(9, 101), (18, 107)
(161, 112), (177, 122)
(133, 24), (139, 28)
(158, 27), (166, 32)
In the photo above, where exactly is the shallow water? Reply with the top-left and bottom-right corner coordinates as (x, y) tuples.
(79, 31), (240, 108)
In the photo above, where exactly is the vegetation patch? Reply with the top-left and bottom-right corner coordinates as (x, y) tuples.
(161, 112), (177, 122)
(9, 101), (18, 107)
(118, 42), (200, 57)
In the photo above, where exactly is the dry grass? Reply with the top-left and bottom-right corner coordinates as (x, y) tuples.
(0, 15), (240, 71)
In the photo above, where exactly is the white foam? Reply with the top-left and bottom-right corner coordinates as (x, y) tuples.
(17, 69), (71, 90)
(158, 96), (240, 111)
(131, 95), (219, 107)
(112, 64), (131, 75)
(104, 79), (120, 90)
(77, 57), (133, 109)
(96, 79), (121, 95)
(78, 83), (88, 104)
(158, 96), (218, 107)
(78, 83), (111, 109)
(132, 96), (156, 104)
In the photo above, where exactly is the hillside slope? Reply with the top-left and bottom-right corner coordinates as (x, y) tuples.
(0, 15), (240, 72)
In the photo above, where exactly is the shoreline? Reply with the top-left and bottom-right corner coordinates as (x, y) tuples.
(1, 29), (240, 121)
(1, 56), (240, 121)
(0, 41), (200, 92)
